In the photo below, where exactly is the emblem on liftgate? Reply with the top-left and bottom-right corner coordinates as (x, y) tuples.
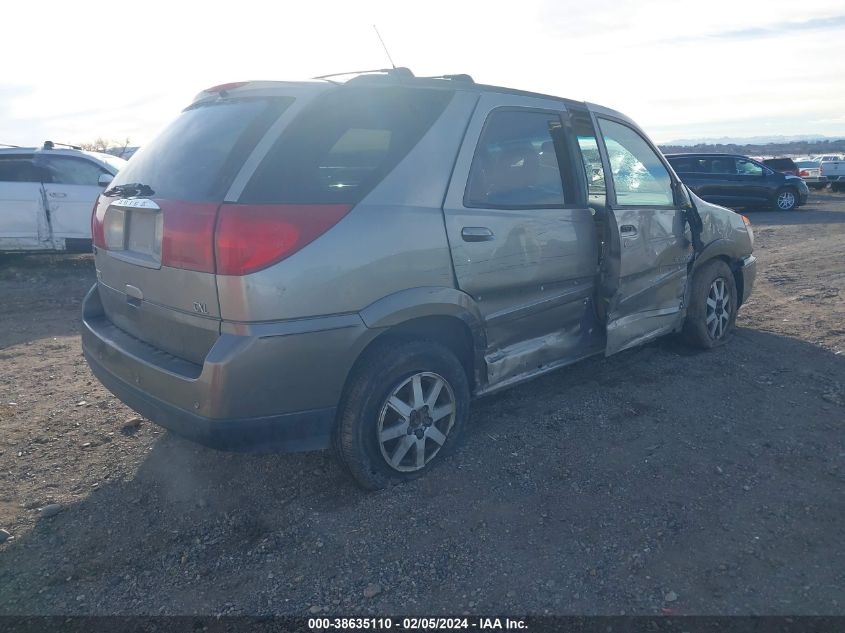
(192, 302), (209, 314)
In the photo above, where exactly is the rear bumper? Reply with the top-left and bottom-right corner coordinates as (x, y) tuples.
(81, 284), (373, 452)
(85, 350), (336, 451)
(738, 254), (757, 306)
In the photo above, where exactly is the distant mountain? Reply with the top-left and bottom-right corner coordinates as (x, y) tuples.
(665, 134), (841, 146)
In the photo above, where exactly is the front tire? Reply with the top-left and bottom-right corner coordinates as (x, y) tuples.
(683, 260), (738, 349)
(775, 187), (798, 211)
(336, 339), (470, 490)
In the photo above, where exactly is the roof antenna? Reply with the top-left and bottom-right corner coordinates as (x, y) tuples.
(373, 25), (396, 69)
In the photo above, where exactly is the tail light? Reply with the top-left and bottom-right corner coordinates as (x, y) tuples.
(799, 169), (809, 177)
(214, 204), (352, 276)
(160, 202), (220, 273)
(91, 196), (106, 248)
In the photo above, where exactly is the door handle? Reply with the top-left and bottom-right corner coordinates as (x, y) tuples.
(461, 227), (494, 242)
(49, 192), (67, 198)
(619, 224), (638, 237)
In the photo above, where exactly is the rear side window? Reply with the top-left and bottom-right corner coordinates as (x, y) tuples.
(35, 155), (105, 186)
(240, 86), (454, 205)
(0, 157), (42, 183)
(668, 157), (696, 173)
(465, 109), (568, 208)
(111, 96), (294, 202)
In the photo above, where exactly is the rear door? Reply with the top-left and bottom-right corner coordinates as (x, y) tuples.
(38, 154), (110, 241)
(594, 116), (692, 355)
(442, 94), (601, 386)
(0, 155), (50, 250)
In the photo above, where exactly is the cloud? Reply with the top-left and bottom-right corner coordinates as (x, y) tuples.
(677, 14), (845, 42)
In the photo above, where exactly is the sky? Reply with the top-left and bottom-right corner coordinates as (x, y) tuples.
(2, 0), (844, 147)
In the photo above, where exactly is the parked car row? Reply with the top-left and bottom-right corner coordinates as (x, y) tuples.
(665, 153), (809, 210)
(0, 144), (125, 252)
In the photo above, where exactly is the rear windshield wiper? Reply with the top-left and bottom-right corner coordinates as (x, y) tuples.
(103, 182), (155, 197)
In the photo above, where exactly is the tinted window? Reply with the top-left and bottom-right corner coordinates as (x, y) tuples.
(35, 155), (105, 186)
(599, 119), (674, 206)
(111, 96), (294, 202)
(736, 158), (763, 176)
(706, 157), (736, 175)
(0, 157), (43, 183)
(668, 157), (696, 173)
(241, 87), (453, 205)
(465, 110), (567, 208)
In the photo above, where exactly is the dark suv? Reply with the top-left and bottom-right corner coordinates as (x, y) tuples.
(666, 153), (809, 211)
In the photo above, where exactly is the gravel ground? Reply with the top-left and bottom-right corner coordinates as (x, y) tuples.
(0, 193), (843, 616)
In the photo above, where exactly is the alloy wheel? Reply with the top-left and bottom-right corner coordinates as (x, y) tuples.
(377, 372), (456, 472)
(777, 190), (796, 210)
(706, 277), (731, 339)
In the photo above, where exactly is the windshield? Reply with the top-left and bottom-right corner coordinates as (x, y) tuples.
(111, 96), (294, 202)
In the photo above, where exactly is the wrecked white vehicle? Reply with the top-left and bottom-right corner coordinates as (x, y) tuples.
(0, 143), (125, 253)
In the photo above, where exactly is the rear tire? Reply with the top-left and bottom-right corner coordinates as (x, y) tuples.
(336, 338), (470, 490)
(774, 187), (798, 211)
(683, 259), (738, 349)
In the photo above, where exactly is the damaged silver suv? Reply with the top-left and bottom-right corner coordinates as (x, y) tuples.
(82, 69), (757, 489)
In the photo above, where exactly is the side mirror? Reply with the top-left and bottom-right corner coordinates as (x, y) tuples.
(98, 173), (114, 187)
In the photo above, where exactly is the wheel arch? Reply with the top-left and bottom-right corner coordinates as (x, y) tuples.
(356, 287), (488, 392)
(688, 243), (746, 308)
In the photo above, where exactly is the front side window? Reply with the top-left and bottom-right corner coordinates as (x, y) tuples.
(736, 158), (763, 176)
(465, 109), (567, 208)
(35, 155), (105, 186)
(599, 118), (674, 206)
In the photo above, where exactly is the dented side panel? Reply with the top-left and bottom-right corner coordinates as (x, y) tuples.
(442, 93), (604, 387)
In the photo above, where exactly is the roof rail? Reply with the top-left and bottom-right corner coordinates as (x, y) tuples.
(419, 73), (475, 84)
(313, 67), (415, 82)
(1, 143), (23, 148)
(42, 141), (82, 150)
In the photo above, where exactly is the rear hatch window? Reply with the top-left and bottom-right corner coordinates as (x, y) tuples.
(111, 96), (294, 202)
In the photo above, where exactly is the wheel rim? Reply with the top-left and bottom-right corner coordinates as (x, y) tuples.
(706, 277), (731, 340)
(777, 190), (795, 210)
(377, 371), (456, 473)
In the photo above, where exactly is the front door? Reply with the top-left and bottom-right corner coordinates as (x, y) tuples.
(37, 154), (109, 241)
(594, 116), (692, 355)
(442, 94), (601, 387)
(0, 155), (50, 250)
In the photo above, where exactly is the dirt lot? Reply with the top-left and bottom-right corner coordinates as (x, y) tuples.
(0, 193), (843, 616)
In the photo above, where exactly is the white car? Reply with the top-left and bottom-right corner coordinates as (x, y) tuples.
(0, 144), (126, 253)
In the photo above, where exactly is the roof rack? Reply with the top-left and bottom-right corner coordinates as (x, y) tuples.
(42, 141), (82, 150)
(0, 143), (23, 148)
(313, 67), (415, 82)
(419, 73), (475, 84)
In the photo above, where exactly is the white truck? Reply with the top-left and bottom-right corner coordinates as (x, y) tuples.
(0, 144), (126, 253)
(819, 157), (845, 191)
